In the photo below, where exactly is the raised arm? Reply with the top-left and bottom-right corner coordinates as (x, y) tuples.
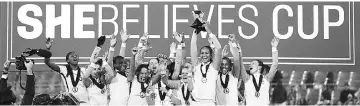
(265, 37), (279, 81)
(229, 40), (241, 78)
(222, 45), (229, 58)
(103, 61), (115, 84)
(172, 32), (185, 80)
(21, 61), (35, 105)
(205, 22), (222, 70)
(169, 42), (176, 62)
(238, 42), (249, 81)
(127, 47), (137, 82)
(190, 30), (198, 67)
(40, 39), (60, 72)
(135, 33), (149, 66)
(119, 29), (129, 57)
(107, 35), (117, 67)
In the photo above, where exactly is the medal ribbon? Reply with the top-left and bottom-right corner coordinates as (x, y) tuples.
(140, 82), (147, 93)
(89, 75), (105, 89)
(181, 84), (191, 101)
(220, 74), (230, 90)
(158, 82), (169, 101)
(66, 65), (81, 88)
(200, 64), (210, 79)
(251, 74), (263, 93)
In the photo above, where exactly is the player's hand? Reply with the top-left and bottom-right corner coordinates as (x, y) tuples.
(271, 36), (280, 48)
(97, 36), (106, 47)
(110, 34), (117, 48)
(3, 60), (11, 72)
(120, 29), (130, 42)
(45, 38), (53, 50)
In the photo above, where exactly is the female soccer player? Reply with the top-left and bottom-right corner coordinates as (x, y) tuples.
(240, 36), (280, 105)
(38, 36), (107, 104)
(215, 34), (241, 105)
(83, 35), (117, 105)
(162, 62), (194, 106)
(127, 63), (152, 105)
(190, 20), (222, 105)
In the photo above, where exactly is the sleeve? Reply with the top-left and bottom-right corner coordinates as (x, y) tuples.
(1, 74), (8, 79)
(0, 74), (8, 88)
(21, 75), (35, 105)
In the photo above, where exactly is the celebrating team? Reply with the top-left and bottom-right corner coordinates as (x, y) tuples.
(34, 11), (280, 105)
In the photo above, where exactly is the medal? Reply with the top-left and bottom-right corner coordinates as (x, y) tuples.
(72, 87), (78, 93)
(255, 91), (260, 98)
(200, 64), (210, 83)
(160, 101), (165, 105)
(223, 88), (229, 94)
(251, 74), (263, 98)
(201, 77), (207, 83)
(185, 101), (190, 105)
(101, 89), (105, 94)
(140, 92), (145, 98)
(220, 74), (230, 94)
(140, 82), (147, 98)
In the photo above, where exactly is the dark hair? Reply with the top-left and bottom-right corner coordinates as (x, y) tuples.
(222, 57), (233, 68)
(200, 46), (213, 63)
(65, 51), (76, 61)
(149, 58), (160, 63)
(113, 56), (125, 65)
(136, 64), (149, 77)
(255, 60), (265, 74)
(33, 94), (52, 105)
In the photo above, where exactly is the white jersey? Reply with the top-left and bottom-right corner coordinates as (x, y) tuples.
(87, 77), (108, 105)
(191, 63), (218, 104)
(215, 73), (239, 105)
(127, 77), (148, 105)
(108, 73), (130, 105)
(174, 83), (192, 106)
(154, 81), (172, 106)
(244, 74), (270, 105)
(58, 65), (89, 103)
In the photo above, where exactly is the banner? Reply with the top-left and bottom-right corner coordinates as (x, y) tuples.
(5, 1), (355, 65)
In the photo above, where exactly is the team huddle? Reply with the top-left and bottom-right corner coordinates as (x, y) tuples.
(9, 11), (279, 105)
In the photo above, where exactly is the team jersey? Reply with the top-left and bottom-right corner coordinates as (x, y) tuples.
(154, 81), (172, 106)
(127, 76), (148, 105)
(87, 76), (108, 105)
(108, 73), (130, 105)
(191, 63), (218, 105)
(58, 65), (89, 103)
(215, 73), (239, 105)
(244, 74), (270, 105)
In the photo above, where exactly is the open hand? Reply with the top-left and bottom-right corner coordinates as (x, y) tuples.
(110, 34), (117, 47)
(3, 60), (11, 72)
(97, 36), (106, 47)
(120, 29), (130, 42)
(222, 45), (229, 57)
(173, 32), (184, 43)
(271, 36), (280, 48)
(45, 38), (53, 50)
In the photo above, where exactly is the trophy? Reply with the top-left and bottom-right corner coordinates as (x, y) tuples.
(190, 10), (206, 34)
